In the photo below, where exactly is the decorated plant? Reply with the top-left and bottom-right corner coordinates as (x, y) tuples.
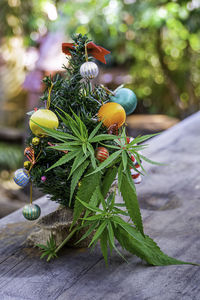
(13, 34), (195, 266)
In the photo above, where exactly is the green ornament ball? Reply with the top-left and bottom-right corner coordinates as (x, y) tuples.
(110, 88), (138, 115)
(22, 204), (41, 221)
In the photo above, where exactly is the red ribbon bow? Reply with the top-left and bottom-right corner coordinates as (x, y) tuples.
(62, 41), (110, 64)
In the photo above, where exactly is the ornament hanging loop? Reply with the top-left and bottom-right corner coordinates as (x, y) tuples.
(30, 181), (33, 204)
(100, 85), (115, 96)
(85, 43), (88, 62)
(46, 82), (54, 110)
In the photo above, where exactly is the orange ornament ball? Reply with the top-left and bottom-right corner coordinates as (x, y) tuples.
(98, 102), (126, 128)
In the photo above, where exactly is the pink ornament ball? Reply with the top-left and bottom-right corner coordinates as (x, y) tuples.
(41, 176), (47, 182)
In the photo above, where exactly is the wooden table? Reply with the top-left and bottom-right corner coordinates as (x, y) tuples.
(0, 112), (200, 300)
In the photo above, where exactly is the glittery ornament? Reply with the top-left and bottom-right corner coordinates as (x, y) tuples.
(22, 204), (41, 221)
(98, 102), (126, 128)
(41, 176), (47, 182)
(32, 137), (40, 146)
(24, 161), (31, 170)
(95, 147), (109, 162)
(13, 168), (30, 187)
(24, 147), (35, 165)
(80, 62), (99, 79)
(110, 88), (137, 115)
(29, 109), (59, 137)
(127, 137), (142, 185)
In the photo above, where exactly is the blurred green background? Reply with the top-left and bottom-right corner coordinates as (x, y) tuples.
(0, 0), (200, 215)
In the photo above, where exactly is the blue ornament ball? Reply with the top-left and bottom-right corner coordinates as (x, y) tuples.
(22, 204), (41, 221)
(110, 88), (138, 115)
(13, 168), (30, 187)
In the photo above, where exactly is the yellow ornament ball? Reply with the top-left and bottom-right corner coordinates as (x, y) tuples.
(24, 161), (31, 170)
(32, 137), (40, 146)
(29, 109), (59, 137)
(98, 102), (126, 128)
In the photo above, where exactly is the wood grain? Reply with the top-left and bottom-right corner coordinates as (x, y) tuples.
(0, 112), (200, 300)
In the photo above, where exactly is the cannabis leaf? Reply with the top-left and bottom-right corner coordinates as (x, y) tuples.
(37, 234), (57, 262)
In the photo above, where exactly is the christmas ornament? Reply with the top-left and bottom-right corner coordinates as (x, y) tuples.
(110, 88), (137, 115)
(80, 62), (99, 79)
(127, 137), (142, 184)
(24, 147), (36, 165)
(108, 123), (119, 135)
(98, 102), (126, 128)
(41, 176), (47, 182)
(62, 41), (110, 64)
(22, 204), (41, 221)
(29, 109), (59, 137)
(24, 161), (31, 170)
(95, 147), (109, 162)
(13, 168), (30, 187)
(32, 137), (40, 146)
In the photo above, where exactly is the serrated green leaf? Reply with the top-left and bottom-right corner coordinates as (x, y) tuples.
(40, 252), (48, 259)
(129, 133), (160, 145)
(46, 151), (78, 172)
(72, 170), (101, 226)
(37, 244), (48, 250)
(99, 143), (120, 150)
(75, 221), (98, 245)
(30, 120), (77, 142)
(82, 214), (105, 221)
(88, 121), (103, 140)
(139, 154), (164, 166)
(89, 220), (108, 247)
(87, 143), (96, 169)
(114, 225), (195, 266)
(87, 150), (122, 176)
(70, 109), (88, 139)
(101, 167), (118, 198)
(121, 170), (144, 235)
(48, 144), (80, 151)
(122, 151), (127, 171)
(118, 162), (123, 193)
(77, 197), (103, 213)
(90, 134), (118, 143)
(107, 220), (127, 262)
(56, 109), (82, 139)
(68, 152), (89, 179)
(70, 160), (90, 206)
(100, 229), (108, 266)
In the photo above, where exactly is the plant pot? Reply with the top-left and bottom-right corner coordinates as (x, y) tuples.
(26, 206), (93, 248)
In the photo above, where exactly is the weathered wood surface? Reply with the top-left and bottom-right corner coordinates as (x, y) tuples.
(1, 112), (200, 300)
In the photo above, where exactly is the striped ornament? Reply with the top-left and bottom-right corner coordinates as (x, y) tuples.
(127, 137), (142, 184)
(22, 204), (41, 221)
(80, 62), (99, 79)
(13, 168), (30, 187)
(96, 147), (109, 162)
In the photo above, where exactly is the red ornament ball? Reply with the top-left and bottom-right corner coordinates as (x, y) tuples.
(95, 147), (109, 162)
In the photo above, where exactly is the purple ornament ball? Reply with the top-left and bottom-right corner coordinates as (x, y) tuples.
(41, 176), (47, 183)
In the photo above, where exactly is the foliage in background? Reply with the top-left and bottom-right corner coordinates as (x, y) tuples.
(0, 142), (23, 171)
(0, 0), (200, 119)
(55, 0), (200, 118)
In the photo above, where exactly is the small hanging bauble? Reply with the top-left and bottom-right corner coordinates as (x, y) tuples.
(29, 109), (59, 137)
(32, 137), (40, 146)
(41, 176), (47, 182)
(13, 168), (30, 187)
(22, 204), (41, 221)
(24, 161), (31, 170)
(110, 88), (137, 115)
(95, 147), (109, 162)
(98, 102), (126, 128)
(80, 62), (99, 79)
